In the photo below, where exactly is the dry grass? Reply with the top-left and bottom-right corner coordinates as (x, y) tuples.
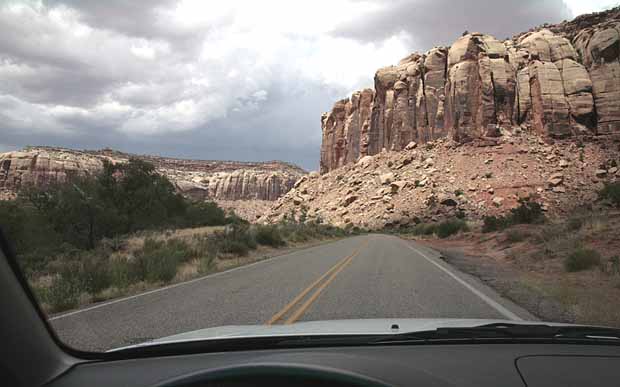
(42, 226), (343, 315)
(123, 226), (224, 251)
(423, 210), (620, 327)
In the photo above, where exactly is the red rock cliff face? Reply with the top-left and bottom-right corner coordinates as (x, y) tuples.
(0, 147), (305, 201)
(320, 9), (620, 173)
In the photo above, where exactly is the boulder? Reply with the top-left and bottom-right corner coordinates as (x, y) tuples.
(492, 196), (504, 207)
(379, 173), (395, 185)
(547, 173), (564, 186)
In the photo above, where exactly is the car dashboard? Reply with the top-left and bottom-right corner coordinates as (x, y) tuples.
(47, 343), (620, 387)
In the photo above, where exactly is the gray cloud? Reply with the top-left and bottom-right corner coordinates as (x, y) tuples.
(332, 0), (573, 50)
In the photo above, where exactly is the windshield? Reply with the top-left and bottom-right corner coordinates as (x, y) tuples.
(1, 0), (620, 353)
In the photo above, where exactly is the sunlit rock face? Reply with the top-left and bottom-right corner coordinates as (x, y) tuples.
(0, 147), (306, 201)
(320, 9), (620, 173)
(573, 21), (620, 134)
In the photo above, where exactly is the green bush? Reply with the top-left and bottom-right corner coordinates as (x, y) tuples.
(436, 219), (469, 238)
(184, 201), (227, 227)
(482, 199), (544, 233)
(482, 215), (508, 233)
(79, 255), (111, 294)
(510, 198), (544, 224)
(198, 255), (215, 274)
(218, 238), (250, 256)
(47, 272), (81, 313)
(208, 224), (257, 257)
(410, 223), (437, 236)
(135, 238), (192, 283)
(108, 258), (140, 288)
(564, 248), (602, 272)
(100, 237), (126, 252)
(599, 182), (620, 207)
(610, 256), (620, 275)
(254, 225), (285, 247)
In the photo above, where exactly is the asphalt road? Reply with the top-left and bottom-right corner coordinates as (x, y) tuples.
(50, 234), (534, 351)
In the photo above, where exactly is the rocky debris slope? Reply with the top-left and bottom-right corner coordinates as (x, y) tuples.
(215, 200), (273, 222)
(320, 8), (620, 173)
(0, 147), (305, 202)
(264, 133), (620, 229)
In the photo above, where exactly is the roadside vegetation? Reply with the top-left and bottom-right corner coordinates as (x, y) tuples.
(397, 219), (470, 239)
(419, 183), (620, 327)
(393, 198), (544, 241)
(0, 159), (349, 313)
(482, 198), (545, 233)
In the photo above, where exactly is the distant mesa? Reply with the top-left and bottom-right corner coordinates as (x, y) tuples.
(0, 146), (306, 202)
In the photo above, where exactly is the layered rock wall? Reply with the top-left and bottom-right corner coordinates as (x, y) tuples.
(320, 9), (620, 173)
(0, 147), (305, 201)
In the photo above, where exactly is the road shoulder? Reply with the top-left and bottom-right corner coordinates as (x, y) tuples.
(398, 237), (538, 321)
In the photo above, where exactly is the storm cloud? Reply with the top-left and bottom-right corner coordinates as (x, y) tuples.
(0, 1), (602, 170)
(331, 0), (573, 48)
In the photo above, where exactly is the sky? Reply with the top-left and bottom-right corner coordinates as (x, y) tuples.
(0, 1), (617, 170)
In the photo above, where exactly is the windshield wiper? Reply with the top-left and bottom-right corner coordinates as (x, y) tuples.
(373, 323), (620, 344)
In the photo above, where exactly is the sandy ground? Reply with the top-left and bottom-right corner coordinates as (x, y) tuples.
(414, 212), (620, 327)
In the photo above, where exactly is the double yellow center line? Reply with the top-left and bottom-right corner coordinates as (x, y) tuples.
(266, 240), (368, 325)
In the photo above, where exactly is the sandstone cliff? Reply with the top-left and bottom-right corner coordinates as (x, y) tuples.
(264, 8), (620, 229)
(320, 8), (620, 173)
(0, 147), (305, 202)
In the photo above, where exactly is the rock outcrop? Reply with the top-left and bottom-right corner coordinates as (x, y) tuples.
(266, 133), (620, 229)
(320, 8), (620, 173)
(0, 147), (305, 201)
(264, 8), (620, 229)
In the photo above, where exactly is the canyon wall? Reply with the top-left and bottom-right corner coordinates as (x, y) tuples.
(0, 147), (305, 201)
(320, 9), (620, 173)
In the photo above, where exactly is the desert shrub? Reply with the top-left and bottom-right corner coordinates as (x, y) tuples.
(184, 201), (227, 227)
(135, 238), (191, 283)
(505, 229), (529, 244)
(100, 236), (126, 252)
(482, 216), (508, 233)
(79, 254), (111, 294)
(46, 270), (81, 312)
(482, 199), (543, 233)
(564, 248), (602, 272)
(436, 219), (469, 238)
(108, 258), (139, 288)
(164, 238), (194, 263)
(610, 256), (620, 275)
(208, 224), (257, 257)
(599, 182), (620, 208)
(198, 255), (215, 274)
(217, 238), (250, 256)
(566, 216), (584, 231)
(410, 223), (437, 236)
(255, 225), (285, 247)
(509, 198), (544, 224)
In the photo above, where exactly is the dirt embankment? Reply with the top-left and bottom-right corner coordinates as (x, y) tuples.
(418, 211), (620, 327)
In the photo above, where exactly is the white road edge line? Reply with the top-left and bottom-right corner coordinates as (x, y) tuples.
(49, 239), (348, 322)
(404, 242), (523, 321)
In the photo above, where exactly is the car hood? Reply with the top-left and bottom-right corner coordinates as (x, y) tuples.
(110, 318), (576, 352)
